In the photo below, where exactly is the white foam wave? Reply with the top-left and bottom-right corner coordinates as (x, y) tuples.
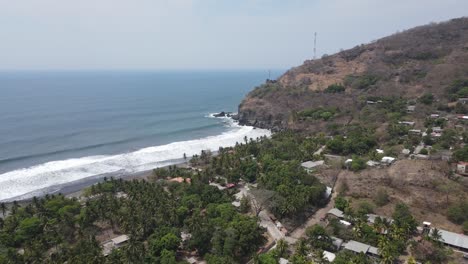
(0, 123), (270, 201)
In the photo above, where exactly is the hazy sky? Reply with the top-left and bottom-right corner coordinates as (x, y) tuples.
(0, 0), (467, 70)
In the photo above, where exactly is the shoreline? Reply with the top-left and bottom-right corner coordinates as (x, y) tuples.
(4, 158), (192, 203)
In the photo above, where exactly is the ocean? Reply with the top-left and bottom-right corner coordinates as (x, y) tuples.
(0, 70), (279, 201)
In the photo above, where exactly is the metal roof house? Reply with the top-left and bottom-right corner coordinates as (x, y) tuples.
(301, 160), (325, 172)
(323, 251), (336, 262)
(437, 229), (468, 252)
(331, 236), (344, 250)
(327, 208), (344, 219)
(407, 105), (416, 112)
(344, 240), (380, 257)
(367, 214), (394, 224)
(102, 234), (130, 256)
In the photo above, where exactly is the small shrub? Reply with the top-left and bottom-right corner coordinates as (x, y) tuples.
(374, 188), (390, 206)
(357, 201), (375, 214)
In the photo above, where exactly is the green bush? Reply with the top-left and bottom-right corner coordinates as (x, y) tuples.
(298, 107), (338, 121)
(324, 84), (345, 93)
(447, 200), (468, 224)
(345, 74), (378, 89)
(418, 93), (434, 105)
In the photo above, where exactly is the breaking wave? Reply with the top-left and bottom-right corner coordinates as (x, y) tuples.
(0, 118), (270, 201)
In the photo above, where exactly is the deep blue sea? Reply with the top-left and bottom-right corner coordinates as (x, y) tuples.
(0, 71), (279, 201)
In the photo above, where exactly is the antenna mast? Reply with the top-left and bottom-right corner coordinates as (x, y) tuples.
(314, 32), (317, 60)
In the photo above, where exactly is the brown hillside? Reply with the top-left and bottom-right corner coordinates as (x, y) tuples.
(238, 17), (468, 132)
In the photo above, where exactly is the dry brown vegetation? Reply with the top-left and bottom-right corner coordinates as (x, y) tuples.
(317, 160), (468, 233)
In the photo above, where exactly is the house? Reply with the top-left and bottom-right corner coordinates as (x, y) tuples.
(366, 160), (380, 167)
(376, 149), (384, 154)
(340, 220), (352, 227)
(430, 114), (440, 118)
(458, 98), (468, 104)
(279, 258), (289, 264)
(457, 162), (468, 175)
(398, 121), (415, 126)
(301, 160), (325, 172)
(185, 256), (207, 264)
(115, 192), (128, 199)
(324, 154), (344, 161)
(327, 208), (345, 219)
(366, 214), (393, 225)
(323, 251), (336, 262)
(409, 129), (422, 135)
(381, 156), (396, 165)
(412, 154), (429, 160)
(102, 235), (129, 256)
(344, 240), (380, 257)
(367, 100), (377, 105)
(407, 105), (416, 113)
(331, 236), (344, 250)
(367, 214), (393, 234)
(169, 177), (191, 184)
(401, 149), (411, 155)
(458, 115), (468, 120)
(436, 229), (468, 252)
(432, 127), (443, 133)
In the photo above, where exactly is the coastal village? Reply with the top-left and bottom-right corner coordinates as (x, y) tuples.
(1, 17), (468, 264)
(76, 101), (468, 263)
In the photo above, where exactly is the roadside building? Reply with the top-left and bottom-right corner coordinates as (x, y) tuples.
(457, 162), (468, 175)
(344, 240), (380, 257)
(327, 208), (345, 219)
(430, 114), (440, 118)
(437, 229), (468, 252)
(407, 105), (416, 113)
(458, 98), (468, 104)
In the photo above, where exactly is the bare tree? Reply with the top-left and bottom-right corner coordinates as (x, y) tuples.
(249, 189), (275, 217)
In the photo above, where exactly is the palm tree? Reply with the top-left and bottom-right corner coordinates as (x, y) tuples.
(276, 239), (288, 258)
(295, 238), (308, 257)
(430, 228), (443, 246)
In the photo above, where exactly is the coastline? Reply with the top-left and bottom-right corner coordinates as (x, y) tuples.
(4, 158), (191, 204)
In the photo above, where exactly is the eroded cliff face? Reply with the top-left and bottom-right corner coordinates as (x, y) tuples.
(238, 17), (468, 132)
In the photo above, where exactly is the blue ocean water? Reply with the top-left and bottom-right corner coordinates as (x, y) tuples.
(0, 71), (278, 201)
